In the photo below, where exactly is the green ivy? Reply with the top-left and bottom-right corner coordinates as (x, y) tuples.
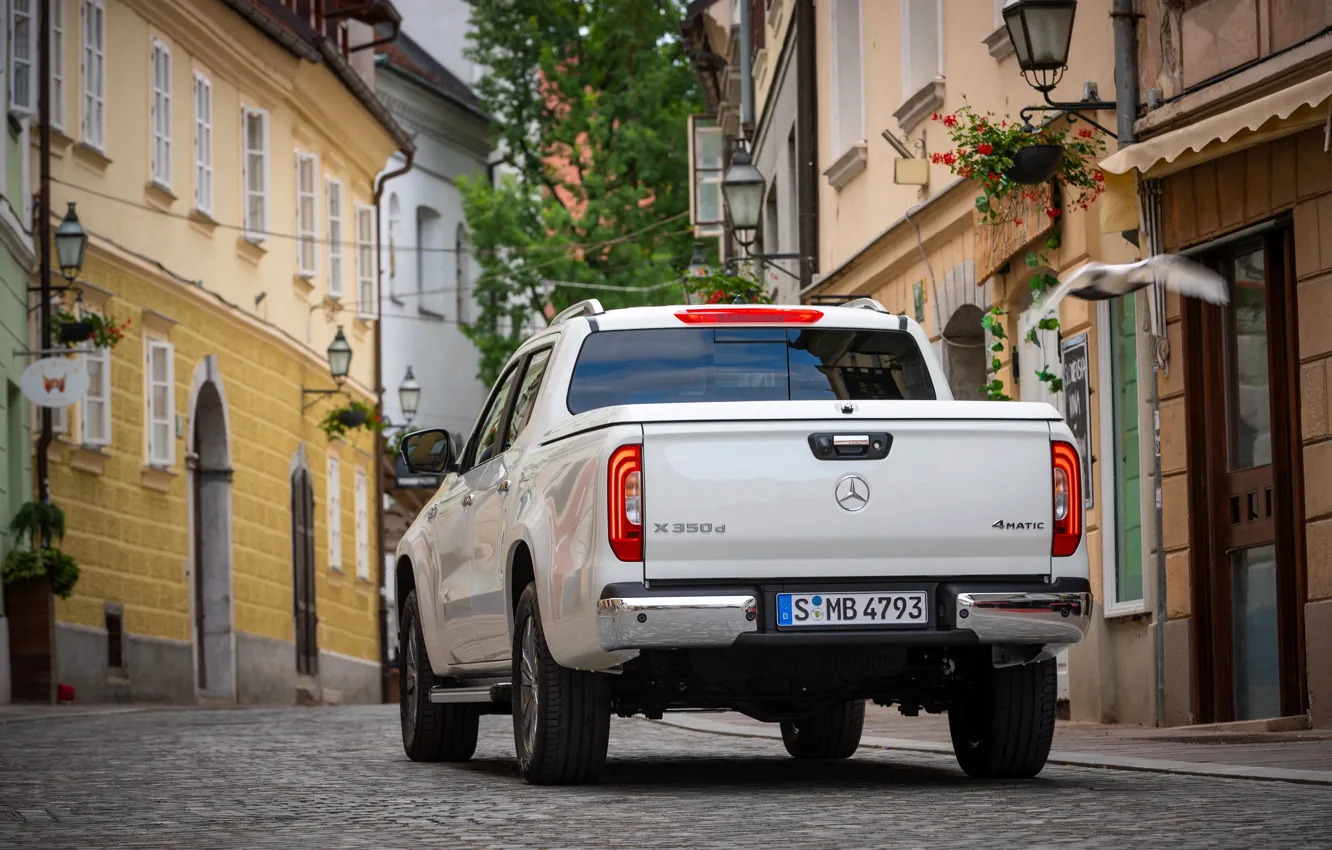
(1, 501), (80, 599)
(981, 235), (1065, 400)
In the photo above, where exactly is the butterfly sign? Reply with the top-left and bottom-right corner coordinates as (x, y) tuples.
(21, 357), (88, 408)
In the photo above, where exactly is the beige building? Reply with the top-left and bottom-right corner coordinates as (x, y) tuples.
(801, 0), (1154, 725)
(14, 0), (413, 705)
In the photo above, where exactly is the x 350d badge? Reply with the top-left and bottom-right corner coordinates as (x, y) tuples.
(654, 523), (726, 533)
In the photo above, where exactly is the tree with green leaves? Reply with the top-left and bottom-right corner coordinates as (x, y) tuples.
(461, 0), (704, 384)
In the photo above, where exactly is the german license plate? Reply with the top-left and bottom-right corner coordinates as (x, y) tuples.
(776, 592), (928, 627)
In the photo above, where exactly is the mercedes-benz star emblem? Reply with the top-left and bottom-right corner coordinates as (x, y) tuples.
(835, 475), (870, 512)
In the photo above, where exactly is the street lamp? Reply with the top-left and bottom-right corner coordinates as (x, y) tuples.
(398, 366), (420, 425)
(302, 326), (353, 411)
(720, 146), (765, 247)
(1003, 0), (1077, 91)
(54, 202), (87, 283)
(1002, 0), (1117, 138)
(327, 326), (352, 384)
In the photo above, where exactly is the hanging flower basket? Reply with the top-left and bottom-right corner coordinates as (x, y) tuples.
(682, 270), (774, 305)
(337, 408), (368, 428)
(1005, 144), (1064, 185)
(320, 400), (385, 441)
(58, 321), (95, 344)
(50, 306), (131, 350)
(930, 103), (1107, 228)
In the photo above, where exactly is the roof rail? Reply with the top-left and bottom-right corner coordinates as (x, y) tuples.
(838, 297), (889, 313)
(549, 298), (606, 326)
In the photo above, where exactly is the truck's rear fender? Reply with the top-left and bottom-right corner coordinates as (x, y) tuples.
(513, 421), (645, 670)
(1049, 419), (1091, 584)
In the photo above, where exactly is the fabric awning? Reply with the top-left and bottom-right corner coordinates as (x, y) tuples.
(1097, 68), (1332, 232)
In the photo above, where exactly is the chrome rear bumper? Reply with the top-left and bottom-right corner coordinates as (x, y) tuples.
(953, 591), (1091, 645)
(596, 595), (758, 652)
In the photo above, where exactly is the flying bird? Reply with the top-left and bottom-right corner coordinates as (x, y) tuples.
(1033, 254), (1229, 316)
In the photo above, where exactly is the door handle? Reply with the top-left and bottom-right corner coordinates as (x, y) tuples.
(497, 479), (511, 494)
(463, 493), (474, 507)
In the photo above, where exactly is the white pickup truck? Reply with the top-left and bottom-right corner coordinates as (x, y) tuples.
(394, 298), (1090, 785)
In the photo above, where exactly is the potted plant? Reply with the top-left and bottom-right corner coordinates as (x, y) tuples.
(320, 400), (385, 441)
(50, 306), (131, 350)
(930, 103), (1107, 226)
(1, 501), (80, 600)
(683, 270), (774, 305)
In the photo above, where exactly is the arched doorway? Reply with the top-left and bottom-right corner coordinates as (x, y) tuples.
(942, 304), (988, 401)
(188, 357), (234, 699)
(290, 448), (318, 676)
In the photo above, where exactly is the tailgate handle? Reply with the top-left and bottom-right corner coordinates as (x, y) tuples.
(808, 432), (892, 461)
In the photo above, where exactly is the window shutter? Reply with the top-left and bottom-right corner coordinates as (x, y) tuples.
(354, 468), (368, 580)
(326, 454), (341, 570)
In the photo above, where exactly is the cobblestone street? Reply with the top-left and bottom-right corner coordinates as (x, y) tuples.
(2, 706), (1330, 849)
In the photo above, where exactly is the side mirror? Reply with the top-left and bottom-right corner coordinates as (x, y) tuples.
(401, 428), (454, 475)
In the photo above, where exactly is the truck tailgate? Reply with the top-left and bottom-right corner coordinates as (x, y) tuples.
(642, 416), (1056, 581)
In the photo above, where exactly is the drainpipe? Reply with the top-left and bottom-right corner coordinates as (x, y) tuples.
(373, 147), (414, 703)
(739, 0), (754, 135)
(1112, 0), (1166, 728)
(795, 0), (819, 294)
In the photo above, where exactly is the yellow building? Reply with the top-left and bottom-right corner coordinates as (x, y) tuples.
(35, 0), (411, 704)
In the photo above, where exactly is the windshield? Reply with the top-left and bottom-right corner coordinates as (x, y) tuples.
(566, 327), (936, 414)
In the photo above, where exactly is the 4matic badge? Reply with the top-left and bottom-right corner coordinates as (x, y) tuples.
(992, 519), (1046, 530)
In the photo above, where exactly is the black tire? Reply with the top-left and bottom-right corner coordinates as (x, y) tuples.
(512, 582), (611, 785)
(779, 700), (866, 759)
(948, 658), (1056, 779)
(399, 590), (480, 762)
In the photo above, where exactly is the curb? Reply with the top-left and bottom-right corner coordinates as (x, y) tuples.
(652, 713), (1332, 787)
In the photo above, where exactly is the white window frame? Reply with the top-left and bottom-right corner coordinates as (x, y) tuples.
(829, 0), (865, 157)
(295, 151), (319, 276)
(1097, 298), (1151, 618)
(241, 107), (269, 240)
(326, 454), (342, 571)
(355, 204), (374, 317)
(354, 467), (368, 580)
(80, 308), (111, 447)
(688, 115), (724, 236)
(901, 0), (945, 102)
(193, 71), (212, 214)
(50, 0), (64, 129)
(145, 339), (175, 468)
(10, 0), (35, 115)
(326, 176), (344, 298)
(80, 0), (105, 150)
(150, 38), (172, 189)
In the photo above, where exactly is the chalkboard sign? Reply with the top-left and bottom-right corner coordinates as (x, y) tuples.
(1059, 332), (1094, 509)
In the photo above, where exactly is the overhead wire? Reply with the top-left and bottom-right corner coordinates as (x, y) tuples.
(51, 175), (689, 257)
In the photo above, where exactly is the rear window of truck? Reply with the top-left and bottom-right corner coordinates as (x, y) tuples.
(566, 327), (937, 414)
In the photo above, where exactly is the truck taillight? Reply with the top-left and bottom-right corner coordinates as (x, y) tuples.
(608, 445), (642, 561)
(1051, 440), (1082, 557)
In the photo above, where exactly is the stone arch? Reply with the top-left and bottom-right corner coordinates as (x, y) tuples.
(187, 355), (235, 701)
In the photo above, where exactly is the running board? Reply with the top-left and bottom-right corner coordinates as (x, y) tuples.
(428, 683), (512, 704)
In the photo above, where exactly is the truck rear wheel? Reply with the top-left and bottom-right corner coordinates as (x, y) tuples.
(400, 590), (480, 762)
(780, 700), (865, 759)
(512, 582), (611, 785)
(948, 657), (1056, 779)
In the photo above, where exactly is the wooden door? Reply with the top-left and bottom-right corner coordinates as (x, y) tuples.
(291, 467), (318, 675)
(1184, 228), (1305, 723)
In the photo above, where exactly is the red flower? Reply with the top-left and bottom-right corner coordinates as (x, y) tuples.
(942, 114), (959, 128)
(1046, 207), (1061, 219)
(931, 152), (944, 164)
(1093, 170), (1105, 182)
(988, 172), (999, 183)
(932, 112), (940, 121)
(1078, 128), (1094, 138)
(1014, 218), (1023, 226)
(978, 143), (993, 155)
(942, 151), (957, 166)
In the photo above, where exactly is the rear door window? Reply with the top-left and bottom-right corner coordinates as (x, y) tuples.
(567, 327), (935, 414)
